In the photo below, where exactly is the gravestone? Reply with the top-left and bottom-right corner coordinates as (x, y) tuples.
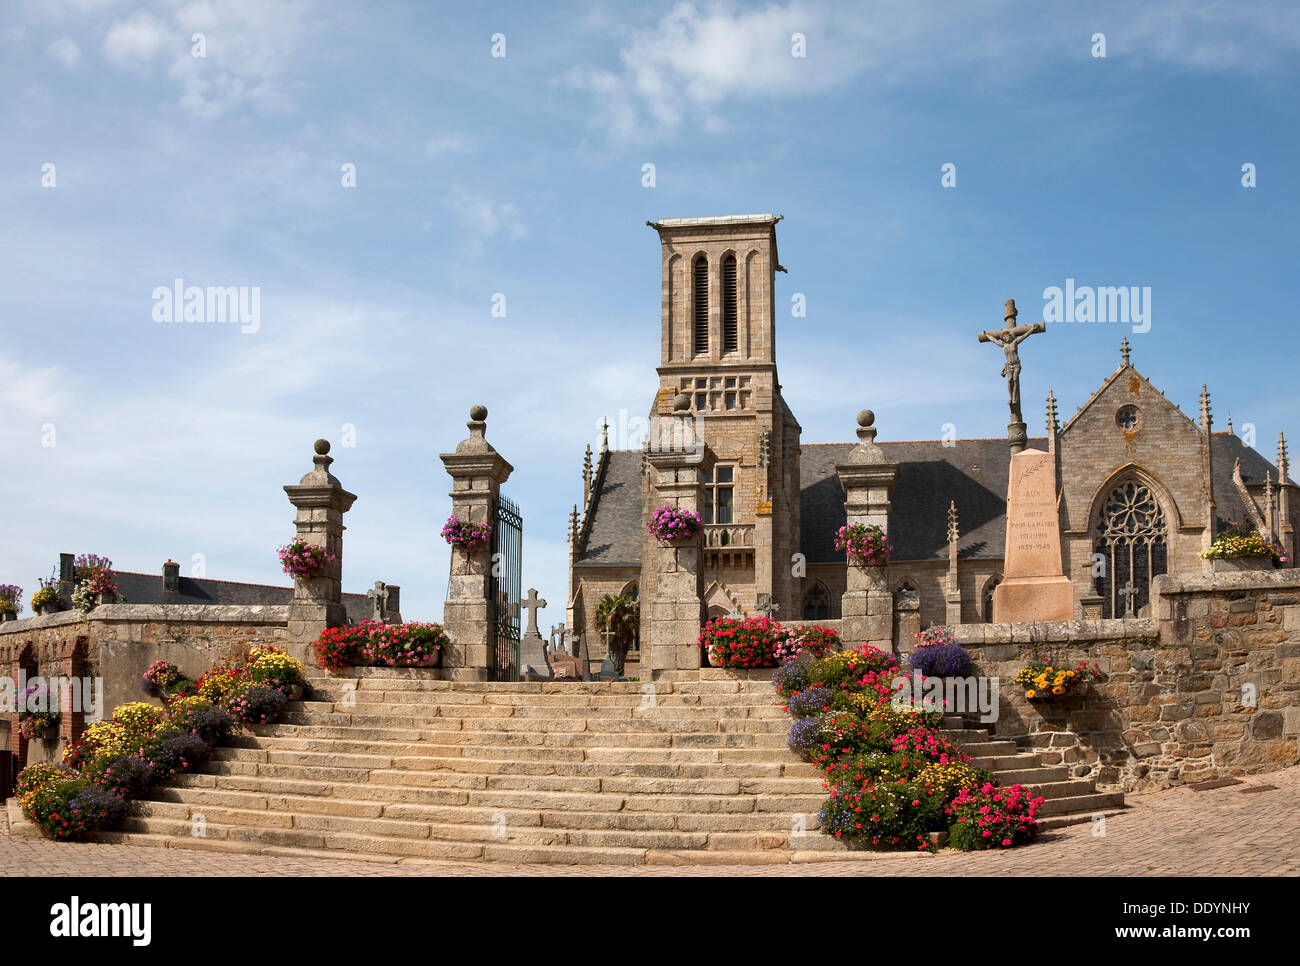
(518, 588), (553, 680)
(599, 656), (620, 681)
(548, 623), (585, 679)
(992, 448), (1073, 622)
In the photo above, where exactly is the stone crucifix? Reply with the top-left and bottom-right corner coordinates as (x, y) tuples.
(1119, 582), (1140, 618)
(756, 594), (780, 619)
(978, 299), (1046, 428)
(521, 588), (546, 636)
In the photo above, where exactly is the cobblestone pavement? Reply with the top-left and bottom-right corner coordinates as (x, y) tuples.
(3, 767), (1297, 877)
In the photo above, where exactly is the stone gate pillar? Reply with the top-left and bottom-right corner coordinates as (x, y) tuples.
(645, 394), (709, 674)
(835, 410), (899, 650)
(284, 439), (357, 660)
(440, 405), (513, 681)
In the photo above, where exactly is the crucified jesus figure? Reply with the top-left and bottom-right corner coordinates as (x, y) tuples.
(977, 299), (1046, 425)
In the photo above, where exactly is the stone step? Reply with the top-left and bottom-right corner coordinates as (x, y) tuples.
(279, 709), (794, 734)
(199, 756), (825, 796)
(1033, 791), (1127, 818)
(213, 747), (817, 779)
(303, 689), (785, 710)
(1036, 805), (1127, 831)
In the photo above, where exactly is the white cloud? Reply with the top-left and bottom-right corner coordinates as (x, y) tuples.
(443, 188), (528, 250)
(565, 0), (1300, 142)
(102, 10), (167, 68)
(48, 37), (81, 67)
(425, 132), (475, 156)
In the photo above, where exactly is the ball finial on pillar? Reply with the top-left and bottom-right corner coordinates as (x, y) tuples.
(470, 404), (488, 421)
(857, 409), (875, 428)
(314, 439), (330, 455)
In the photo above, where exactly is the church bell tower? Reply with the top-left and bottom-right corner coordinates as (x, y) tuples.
(643, 214), (801, 627)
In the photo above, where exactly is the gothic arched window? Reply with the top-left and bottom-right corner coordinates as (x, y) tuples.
(722, 253), (738, 353)
(983, 576), (1001, 623)
(692, 255), (709, 354)
(802, 582), (830, 620)
(1094, 480), (1168, 618)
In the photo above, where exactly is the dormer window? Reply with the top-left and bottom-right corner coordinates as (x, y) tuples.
(692, 255), (709, 354)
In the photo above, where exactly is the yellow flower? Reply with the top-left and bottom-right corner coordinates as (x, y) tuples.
(1026, 689), (1037, 698)
(1052, 686), (1065, 695)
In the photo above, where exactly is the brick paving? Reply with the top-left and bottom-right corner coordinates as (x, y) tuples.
(2, 765), (1297, 876)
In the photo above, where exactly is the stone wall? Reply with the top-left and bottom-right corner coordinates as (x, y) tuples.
(2, 604), (287, 766)
(949, 570), (1300, 792)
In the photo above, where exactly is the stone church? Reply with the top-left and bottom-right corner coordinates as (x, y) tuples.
(565, 214), (1295, 669)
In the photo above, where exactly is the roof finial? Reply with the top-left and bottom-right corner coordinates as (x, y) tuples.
(1228, 413), (1235, 435)
(1279, 432), (1290, 483)
(1199, 385), (1212, 431)
(1120, 337), (1131, 367)
(1046, 389), (1058, 434)
(599, 418), (609, 454)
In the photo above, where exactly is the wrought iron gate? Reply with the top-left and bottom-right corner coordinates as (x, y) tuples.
(488, 495), (523, 682)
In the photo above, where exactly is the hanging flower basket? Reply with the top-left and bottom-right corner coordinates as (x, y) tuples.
(835, 524), (889, 566)
(441, 515), (492, 553)
(1014, 660), (1101, 701)
(278, 539), (336, 578)
(647, 505), (703, 543)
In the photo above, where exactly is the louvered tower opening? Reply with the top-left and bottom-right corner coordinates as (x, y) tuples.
(692, 255), (709, 354)
(722, 253), (738, 353)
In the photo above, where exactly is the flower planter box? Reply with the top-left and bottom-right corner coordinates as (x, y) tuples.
(0, 612), (15, 623)
(1209, 557), (1272, 573)
(38, 726), (59, 741)
(36, 604), (60, 617)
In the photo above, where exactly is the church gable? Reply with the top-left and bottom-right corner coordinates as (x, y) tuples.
(1057, 361), (1208, 534)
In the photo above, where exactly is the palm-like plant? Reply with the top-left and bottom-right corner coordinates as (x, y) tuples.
(594, 593), (639, 675)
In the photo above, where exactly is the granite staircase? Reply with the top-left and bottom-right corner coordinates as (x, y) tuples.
(98, 669), (1124, 865)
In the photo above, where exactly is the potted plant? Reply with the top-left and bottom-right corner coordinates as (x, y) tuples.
(277, 539), (337, 579)
(18, 683), (60, 740)
(441, 515), (492, 553)
(835, 523), (889, 565)
(907, 628), (974, 678)
(246, 645), (308, 700)
(1014, 659), (1100, 701)
(31, 576), (62, 616)
(646, 505), (702, 543)
(594, 592), (639, 676)
(1200, 522), (1278, 572)
(311, 620), (449, 671)
(0, 584), (20, 622)
(71, 554), (119, 613)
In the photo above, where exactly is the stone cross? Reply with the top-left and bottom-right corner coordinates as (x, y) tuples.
(367, 581), (389, 621)
(549, 622), (567, 654)
(1119, 582), (1140, 617)
(756, 594), (780, 619)
(521, 588), (546, 637)
(726, 607), (744, 620)
(977, 299), (1047, 428)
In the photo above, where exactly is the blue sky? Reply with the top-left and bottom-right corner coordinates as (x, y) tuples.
(2, 0), (1297, 625)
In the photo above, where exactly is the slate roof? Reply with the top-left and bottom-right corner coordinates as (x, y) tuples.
(573, 433), (1289, 570)
(799, 439), (1042, 563)
(576, 450), (644, 566)
(1210, 431), (1286, 524)
(112, 571), (373, 623)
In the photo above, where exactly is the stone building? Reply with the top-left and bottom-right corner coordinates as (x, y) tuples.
(566, 214), (1296, 670)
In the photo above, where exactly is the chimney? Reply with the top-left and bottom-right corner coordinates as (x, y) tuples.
(162, 559), (181, 593)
